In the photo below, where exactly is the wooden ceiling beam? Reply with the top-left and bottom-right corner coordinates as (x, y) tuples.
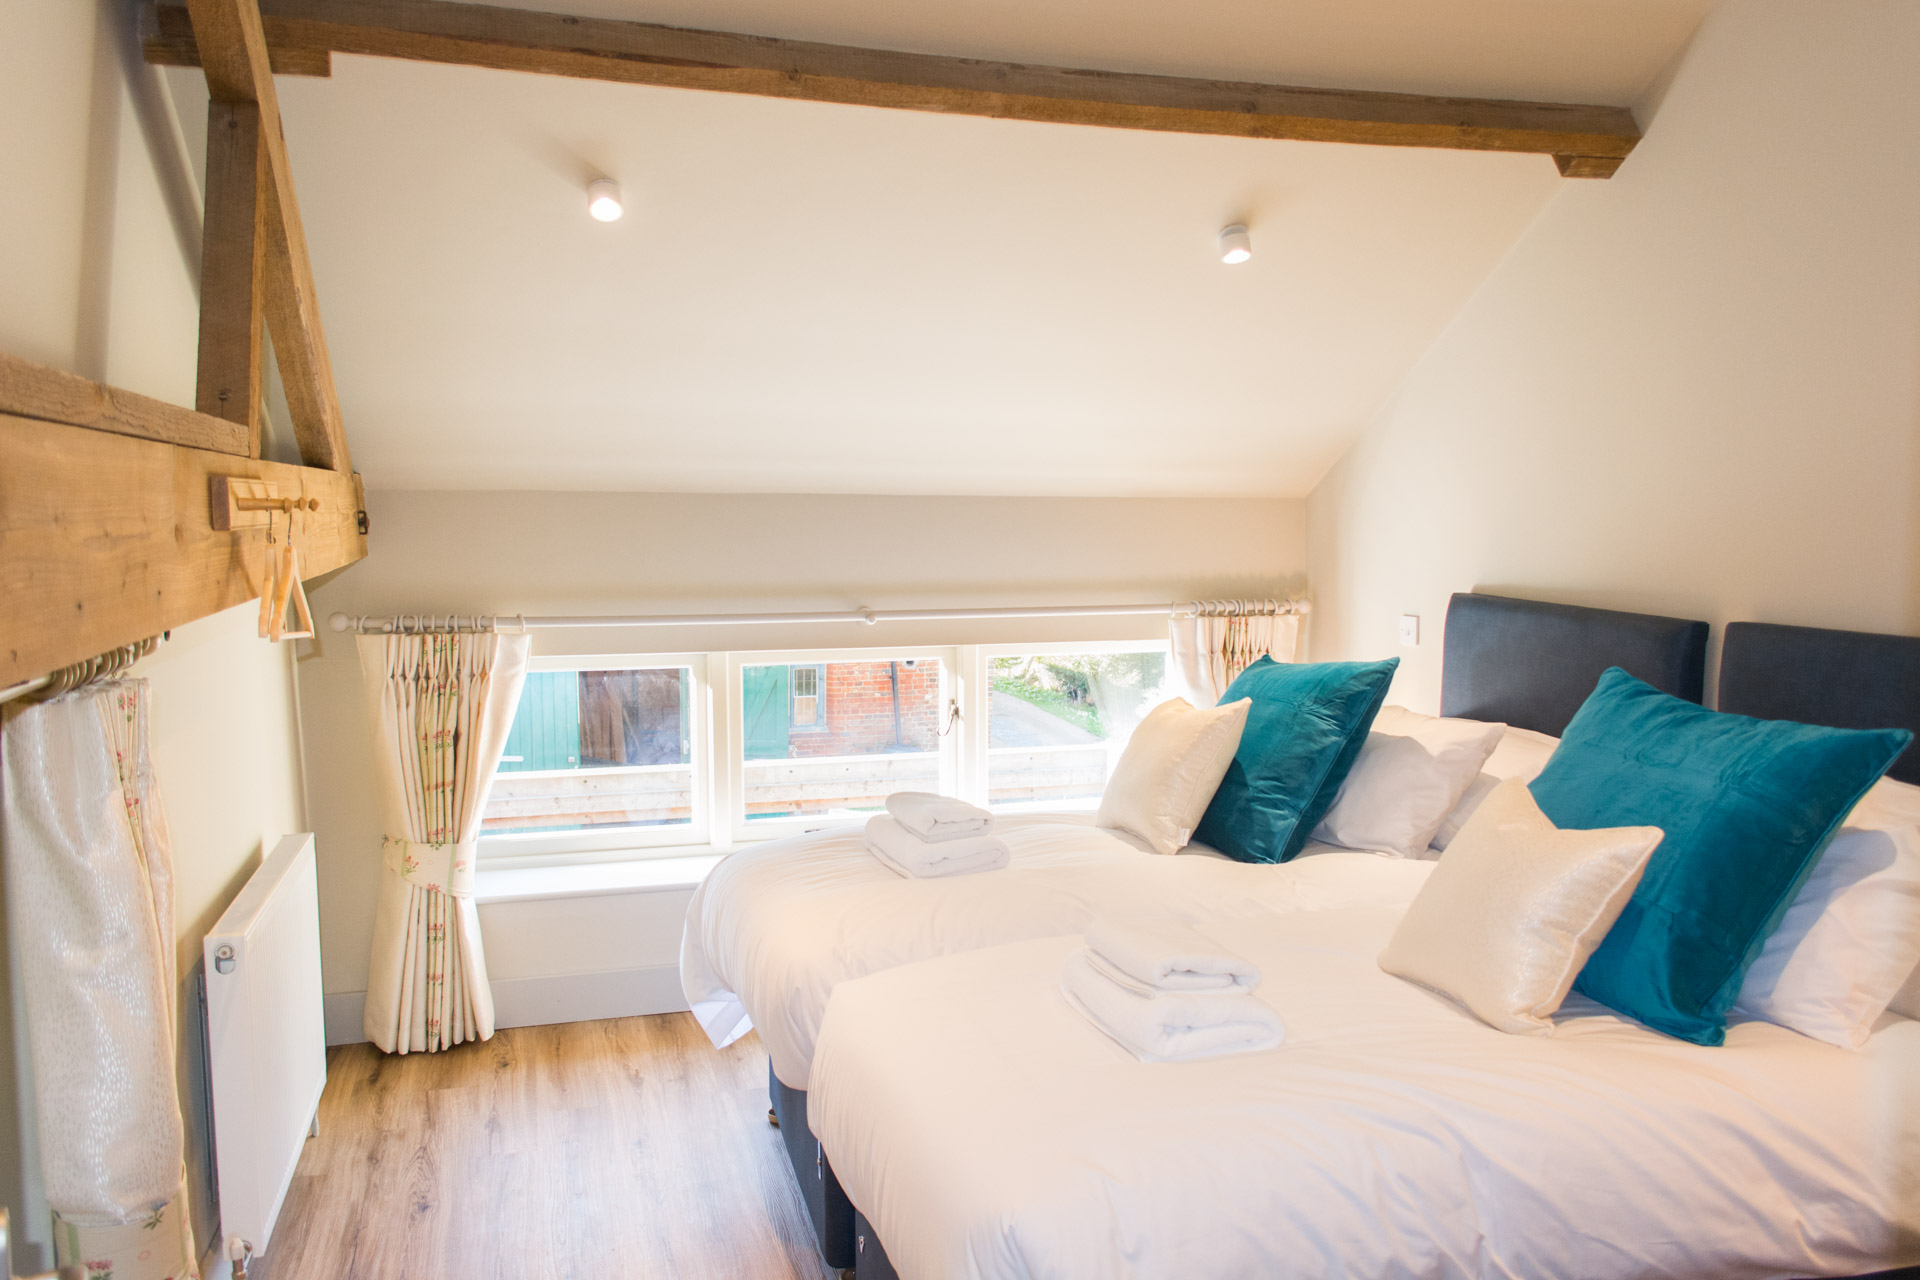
(143, 4), (332, 77)
(0, 408), (368, 690)
(142, 0), (1641, 174)
(184, 0), (354, 472)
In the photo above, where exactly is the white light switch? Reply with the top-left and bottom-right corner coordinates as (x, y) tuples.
(1399, 614), (1420, 646)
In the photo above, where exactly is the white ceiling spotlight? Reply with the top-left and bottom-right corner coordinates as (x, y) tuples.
(1218, 223), (1252, 265)
(586, 177), (624, 223)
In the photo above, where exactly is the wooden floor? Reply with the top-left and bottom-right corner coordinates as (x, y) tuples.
(255, 1015), (832, 1280)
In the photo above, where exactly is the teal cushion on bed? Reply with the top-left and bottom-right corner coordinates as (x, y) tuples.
(1193, 656), (1399, 865)
(1529, 667), (1911, 1046)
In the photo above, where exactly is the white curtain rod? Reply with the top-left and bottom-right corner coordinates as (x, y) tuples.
(327, 598), (1310, 635)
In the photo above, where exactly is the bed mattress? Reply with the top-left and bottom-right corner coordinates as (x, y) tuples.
(681, 813), (1435, 1087)
(810, 906), (1920, 1280)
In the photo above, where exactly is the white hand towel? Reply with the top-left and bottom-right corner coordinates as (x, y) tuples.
(885, 791), (993, 842)
(1060, 949), (1284, 1063)
(1084, 917), (1262, 993)
(866, 815), (1010, 878)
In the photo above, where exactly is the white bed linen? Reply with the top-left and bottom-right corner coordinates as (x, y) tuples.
(810, 907), (1920, 1280)
(680, 814), (1434, 1087)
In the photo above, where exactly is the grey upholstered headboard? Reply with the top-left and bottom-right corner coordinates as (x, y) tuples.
(1439, 593), (1709, 737)
(1719, 622), (1920, 786)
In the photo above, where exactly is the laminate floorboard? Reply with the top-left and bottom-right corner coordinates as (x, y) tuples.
(252, 1015), (831, 1280)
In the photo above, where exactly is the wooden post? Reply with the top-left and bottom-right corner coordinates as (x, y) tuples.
(196, 99), (270, 454)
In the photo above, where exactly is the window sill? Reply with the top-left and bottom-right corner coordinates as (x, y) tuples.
(474, 851), (726, 906)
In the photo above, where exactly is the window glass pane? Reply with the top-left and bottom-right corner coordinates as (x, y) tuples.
(987, 649), (1167, 809)
(742, 659), (945, 822)
(484, 667), (694, 835)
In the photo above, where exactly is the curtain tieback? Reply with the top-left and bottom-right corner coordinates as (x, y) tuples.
(382, 835), (479, 898)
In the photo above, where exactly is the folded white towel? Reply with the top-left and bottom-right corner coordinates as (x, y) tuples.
(1084, 917), (1262, 993)
(1060, 949), (1284, 1063)
(866, 815), (1010, 878)
(885, 791), (993, 843)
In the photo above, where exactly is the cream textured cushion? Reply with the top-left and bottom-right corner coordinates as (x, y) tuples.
(1313, 706), (1505, 858)
(1379, 778), (1663, 1035)
(1097, 697), (1251, 855)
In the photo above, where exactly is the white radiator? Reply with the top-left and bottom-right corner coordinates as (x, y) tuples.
(204, 833), (328, 1264)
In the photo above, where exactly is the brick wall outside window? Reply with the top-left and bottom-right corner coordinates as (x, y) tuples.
(788, 661), (941, 757)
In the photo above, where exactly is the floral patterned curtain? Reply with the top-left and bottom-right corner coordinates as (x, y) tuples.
(358, 631), (530, 1054)
(3, 680), (198, 1279)
(1170, 602), (1304, 706)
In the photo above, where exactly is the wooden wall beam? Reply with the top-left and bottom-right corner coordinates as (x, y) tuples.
(143, 0), (1641, 174)
(0, 352), (250, 455)
(184, 0), (354, 473)
(0, 410), (368, 689)
(196, 99), (270, 452)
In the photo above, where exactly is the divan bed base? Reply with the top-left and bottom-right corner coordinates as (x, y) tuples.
(851, 1208), (900, 1279)
(770, 1064), (857, 1269)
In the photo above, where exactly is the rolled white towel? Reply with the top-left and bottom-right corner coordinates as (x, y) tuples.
(885, 791), (993, 843)
(1084, 917), (1261, 993)
(1060, 949), (1284, 1063)
(866, 815), (1010, 878)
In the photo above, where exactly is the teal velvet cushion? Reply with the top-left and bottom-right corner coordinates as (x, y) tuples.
(1193, 656), (1399, 864)
(1529, 667), (1911, 1045)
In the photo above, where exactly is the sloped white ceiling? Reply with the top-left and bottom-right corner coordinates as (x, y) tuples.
(167, 1), (1710, 496)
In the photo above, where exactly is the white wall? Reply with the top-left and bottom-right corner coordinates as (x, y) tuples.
(1306, 0), (1920, 711)
(0, 1), (303, 1268)
(300, 488), (1306, 1014)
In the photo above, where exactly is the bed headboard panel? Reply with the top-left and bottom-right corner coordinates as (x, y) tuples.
(1719, 622), (1920, 786)
(1439, 593), (1709, 737)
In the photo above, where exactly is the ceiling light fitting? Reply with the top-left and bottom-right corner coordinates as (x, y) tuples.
(1218, 223), (1252, 265)
(587, 178), (624, 222)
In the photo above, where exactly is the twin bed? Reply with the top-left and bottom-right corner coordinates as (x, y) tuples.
(680, 593), (1920, 1279)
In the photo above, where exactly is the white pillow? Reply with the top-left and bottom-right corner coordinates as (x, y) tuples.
(1429, 725), (1562, 852)
(1313, 706), (1505, 858)
(1379, 778), (1662, 1035)
(1097, 697), (1250, 855)
(1891, 961), (1920, 1023)
(1735, 776), (1920, 1047)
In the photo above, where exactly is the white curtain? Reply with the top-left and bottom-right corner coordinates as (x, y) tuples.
(1170, 606), (1302, 706)
(359, 631), (529, 1054)
(2, 680), (197, 1279)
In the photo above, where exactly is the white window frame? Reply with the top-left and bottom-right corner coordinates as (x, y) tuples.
(478, 652), (711, 865)
(726, 645), (961, 844)
(974, 638), (1173, 813)
(476, 637), (1166, 866)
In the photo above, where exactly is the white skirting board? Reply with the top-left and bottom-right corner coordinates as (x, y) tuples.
(323, 964), (690, 1045)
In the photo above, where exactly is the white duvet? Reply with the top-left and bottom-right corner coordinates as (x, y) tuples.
(680, 814), (1434, 1087)
(810, 907), (1920, 1280)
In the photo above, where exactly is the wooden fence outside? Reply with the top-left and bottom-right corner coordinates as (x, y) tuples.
(481, 744), (1109, 833)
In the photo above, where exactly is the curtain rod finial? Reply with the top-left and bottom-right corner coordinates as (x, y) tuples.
(328, 612), (353, 632)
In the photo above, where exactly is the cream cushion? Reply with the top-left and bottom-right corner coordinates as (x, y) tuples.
(1379, 777), (1663, 1035)
(1097, 697), (1251, 855)
(1313, 706), (1505, 858)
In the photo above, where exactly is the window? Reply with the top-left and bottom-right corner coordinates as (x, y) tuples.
(788, 663), (824, 728)
(985, 645), (1168, 811)
(478, 640), (1166, 865)
(481, 660), (705, 857)
(738, 655), (953, 828)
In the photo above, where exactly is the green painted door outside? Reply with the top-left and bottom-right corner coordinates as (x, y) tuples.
(499, 671), (581, 771)
(742, 664), (791, 760)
